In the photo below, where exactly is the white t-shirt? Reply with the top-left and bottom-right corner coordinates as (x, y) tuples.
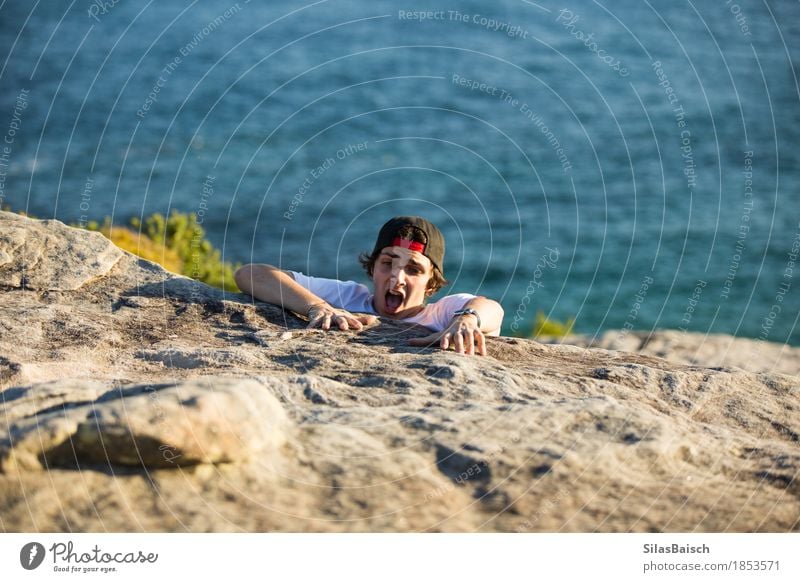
(289, 271), (499, 336)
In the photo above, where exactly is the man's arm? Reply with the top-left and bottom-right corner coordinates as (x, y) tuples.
(234, 263), (322, 316)
(234, 264), (376, 330)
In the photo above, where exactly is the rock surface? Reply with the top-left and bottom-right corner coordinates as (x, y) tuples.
(0, 211), (798, 532)
(546, 330), (800, 376)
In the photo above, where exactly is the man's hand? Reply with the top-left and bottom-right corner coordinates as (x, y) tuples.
(306, 302), (378, 331)
(407, 313), (487, 356)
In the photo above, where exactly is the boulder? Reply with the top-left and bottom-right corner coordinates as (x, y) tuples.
(0, 212), (123, 291)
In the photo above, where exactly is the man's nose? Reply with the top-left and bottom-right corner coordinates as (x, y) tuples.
(391, 267), (406, 286)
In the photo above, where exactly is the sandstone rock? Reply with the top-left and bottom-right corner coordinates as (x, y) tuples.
(0, 212), (123, 291)
(0, 211), (798, 532)
(548, 330), (800, 376)
(0, 377), (288, 472)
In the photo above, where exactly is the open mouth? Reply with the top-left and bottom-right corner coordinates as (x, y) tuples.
(384, 290), (404, 313)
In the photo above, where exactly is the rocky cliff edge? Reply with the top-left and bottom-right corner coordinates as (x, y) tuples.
(0, 210), (797, 532)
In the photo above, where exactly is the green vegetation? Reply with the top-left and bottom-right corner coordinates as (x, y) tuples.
(1, 205), (32, 216)
(522, 310), (575, 339)
(85, 210), (240, 292)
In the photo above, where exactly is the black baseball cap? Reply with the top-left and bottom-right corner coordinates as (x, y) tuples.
(372, 216), (446, 274)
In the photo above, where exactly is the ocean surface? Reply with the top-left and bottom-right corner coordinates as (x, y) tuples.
(1, 0), (799, 342)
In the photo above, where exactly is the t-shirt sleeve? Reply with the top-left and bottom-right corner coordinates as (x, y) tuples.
(288, 271), (375, 313)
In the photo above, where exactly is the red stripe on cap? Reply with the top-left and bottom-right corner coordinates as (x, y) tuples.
(391, 237), (425, 252)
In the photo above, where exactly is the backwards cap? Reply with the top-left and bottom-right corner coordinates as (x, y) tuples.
(372, 216), (445, 275)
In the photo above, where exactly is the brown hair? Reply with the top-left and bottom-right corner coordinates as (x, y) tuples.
(359, 224), (448, 296)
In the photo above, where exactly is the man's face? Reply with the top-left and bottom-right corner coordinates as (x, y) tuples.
(371, 246), (433, 319)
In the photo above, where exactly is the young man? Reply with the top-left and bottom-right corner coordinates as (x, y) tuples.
(234, 216), (503, 356)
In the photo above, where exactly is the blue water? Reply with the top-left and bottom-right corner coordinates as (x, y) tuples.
(1, 0), (799, 342)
